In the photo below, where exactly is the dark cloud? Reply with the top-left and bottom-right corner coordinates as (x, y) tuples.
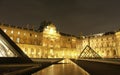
(0, 0), (120, 36)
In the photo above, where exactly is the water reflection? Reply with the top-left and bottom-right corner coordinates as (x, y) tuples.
(58, 59), (72, 64)
(33, 59), (89, 75)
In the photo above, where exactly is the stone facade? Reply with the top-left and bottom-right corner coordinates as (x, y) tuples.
(115, 31), (120, 57)
(0, 24), (79, 58)
(80, 33), (117, 58)
(0, 23), (120, 58)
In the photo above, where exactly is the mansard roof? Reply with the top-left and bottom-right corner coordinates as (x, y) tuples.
(60, 32), (76, 37)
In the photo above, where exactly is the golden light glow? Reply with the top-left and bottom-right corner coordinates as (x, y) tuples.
(43, 24), (60, 39)
(18, 31), (20, 35)
(1, 23), (119, 59)
(24, 33), (26, 36)
(16, 38), (20, 43)
(49, 28), (56, 34)
(50, 48), (53, 55)
(35, 35), (37, 37)
(4, 29), (7, 32)
(11, 30), (13, 34)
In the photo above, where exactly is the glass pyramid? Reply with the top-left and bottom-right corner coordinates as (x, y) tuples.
(79, 45), (102, 59)
(0, 28), (32, 63)
(0, 34), (18, 57)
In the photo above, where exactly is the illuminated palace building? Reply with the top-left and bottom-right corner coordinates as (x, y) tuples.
(0, 23), (120, 59)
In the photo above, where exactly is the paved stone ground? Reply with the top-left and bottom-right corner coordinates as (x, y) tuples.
(33, 59), (89, 75)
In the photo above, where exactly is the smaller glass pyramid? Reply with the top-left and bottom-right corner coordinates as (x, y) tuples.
(79, 45), (102, 59)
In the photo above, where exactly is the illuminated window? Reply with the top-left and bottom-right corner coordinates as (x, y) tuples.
(50, 48), (53, 55)
(49, 28), (56, 34)
(18, 31), (20, 35)
(72, 38), (76, 42)
(4, 29), (7, 32)
(47, 26), (49, 28)
(43, 43), (46, 46)
(11, 30), (13, 34)
(35, 35), (37, 37)
(24, 33), (26, 36)
(16, 38), (20, 43)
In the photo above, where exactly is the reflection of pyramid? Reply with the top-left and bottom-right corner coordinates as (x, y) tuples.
(0, 28), (32, 63)
(79, 45), (102, 59)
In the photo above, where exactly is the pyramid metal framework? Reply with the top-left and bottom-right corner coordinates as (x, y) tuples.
(0, 28), (32, 63)
(79, 45), (102, 59)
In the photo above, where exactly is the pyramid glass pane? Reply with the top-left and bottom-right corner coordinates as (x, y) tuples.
(79, 45), (102, 58)
(0, 34), (18, 57)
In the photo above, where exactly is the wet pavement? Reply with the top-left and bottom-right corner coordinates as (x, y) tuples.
(32, 59), (89, 75)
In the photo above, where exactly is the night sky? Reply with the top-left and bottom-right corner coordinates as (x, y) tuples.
(0, 0), (120, 36)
